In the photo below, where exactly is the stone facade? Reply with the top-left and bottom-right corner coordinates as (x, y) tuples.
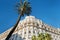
(0, 16), (60, 40)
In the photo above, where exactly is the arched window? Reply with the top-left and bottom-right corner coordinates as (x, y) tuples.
(29, 31), (31, 33)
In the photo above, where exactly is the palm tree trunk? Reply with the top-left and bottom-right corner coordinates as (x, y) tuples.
(5, 14), (21, 40)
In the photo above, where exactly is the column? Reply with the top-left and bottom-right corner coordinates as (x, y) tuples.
(22, 28), (24, 38)
(26, 26), (28, 40)
(31, 26), (33, 36)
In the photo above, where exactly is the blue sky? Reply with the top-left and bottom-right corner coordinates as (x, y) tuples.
(0, 0), (60, 34)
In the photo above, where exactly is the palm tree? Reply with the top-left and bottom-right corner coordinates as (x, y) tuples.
(32, 35), (37, 40)
(37, 33), (45, 40)
(44, 33), (51, 40)
(5, 0), (31, 40)
(32, 33), (51, 40)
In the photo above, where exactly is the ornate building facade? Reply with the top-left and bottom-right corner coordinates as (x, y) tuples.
(0, 16), (60, 40)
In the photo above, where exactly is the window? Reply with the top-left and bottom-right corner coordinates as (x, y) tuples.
(24, 32), (26, 34)
(29, 31), (31, 33)
(37, 32), (39, 34)
(23, 37), (26, 39)
(33, 31), (35, 33)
